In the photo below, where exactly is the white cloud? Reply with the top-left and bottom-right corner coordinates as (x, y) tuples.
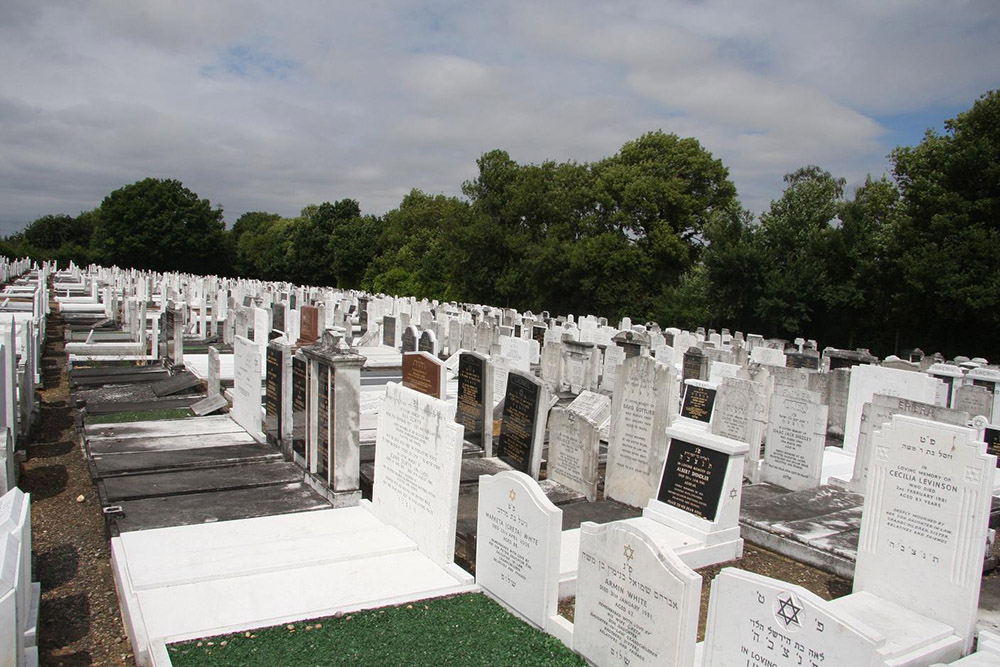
(0, 0), (996, 234)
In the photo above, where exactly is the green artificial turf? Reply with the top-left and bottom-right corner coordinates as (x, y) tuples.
(168, 593), (585, 667)
(87, 407), (194, 424)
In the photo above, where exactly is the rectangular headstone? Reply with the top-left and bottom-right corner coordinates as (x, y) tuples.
(760, 386), (829, 491)
(495, 371), (547, 479)
(678, 379), (718, 428)
(476, 471), (561, 629)
(843, 364), (943, 453)
(264, 345), (283, 444)
(954, 384), (992, 419)
(455, 352), (491, 452)
(575, 521), (700, 667)
(207, 346), (221, 396)
(566, 390), (611, 428)
(373, 382), (464, 565)
(546, 407), (600, 501)
(232, 336), (262, 439)
(605, 356), (678, 508)
(402, 351), (446, 400)
(291, 355), (307, 461)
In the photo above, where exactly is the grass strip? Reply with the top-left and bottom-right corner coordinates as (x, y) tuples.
(87, 408), (194, 424)
(168, 592), (585, 667)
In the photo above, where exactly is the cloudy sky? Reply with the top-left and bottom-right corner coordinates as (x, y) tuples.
(1, 1), (997, 235)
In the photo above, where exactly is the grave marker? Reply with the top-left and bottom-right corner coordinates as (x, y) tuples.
(476, 471), (561, 629)
(574, 521), (700, 667)
(232, 336), (263, 440)
(495, 371), (548, 479)
(546, 407), (600, 501)
(760, 386), (829, 491)
(455, 352), (493, 455)
(402, 351), (446, 400)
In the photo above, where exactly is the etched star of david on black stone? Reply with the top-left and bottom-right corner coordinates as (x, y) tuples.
(775, 595), (802, 627)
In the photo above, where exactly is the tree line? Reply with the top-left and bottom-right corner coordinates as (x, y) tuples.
(5, 91), (998, 359)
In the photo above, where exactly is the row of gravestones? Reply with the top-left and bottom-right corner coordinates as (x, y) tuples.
(477, 414), (998, 666)
(0, 487), (36, 667)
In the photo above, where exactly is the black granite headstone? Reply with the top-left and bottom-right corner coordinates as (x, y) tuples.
(656, 438), (728, 520)
(265, 346), (282, 444)
(401, 325), (418, 352)
(382, 316), (396, 347)
(985, 427), (1000, 462)
(532, 325), (546, 349)
(456, 352), (485, 447)
(291, 356), (307, 460)
(316, 365), (331, 479)
(495, 372), (540, 475)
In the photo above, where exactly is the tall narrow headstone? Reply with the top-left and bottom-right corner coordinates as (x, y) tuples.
(495, 371), (548, 479)
(455, 352), (493, 455)
(232, 336), (263, 441)
(605, 356), (679, 507)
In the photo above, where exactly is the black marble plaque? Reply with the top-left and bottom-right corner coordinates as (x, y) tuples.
(456, 353), (485, 447)
(682, 348), (704, 382)
(265, 346), (282, 443)
(292, 356), (307, 459)
(272, 303), (286, 334)
(317, 365), (330, 480)
(514, 324), (521, 338)
(656, 438), (729, 520)
(786, 352), (820, 369)
(985, 427), (1000, 462)
(496, 373), (540, 474)
(681, 384), (716, 423)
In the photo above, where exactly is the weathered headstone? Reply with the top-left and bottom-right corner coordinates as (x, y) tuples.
(760, 386), (829, 491)
(401, 324), (418, 353)
(843, 364), (944, 454)
(954, 384), (992, 419)
(373, 382), (464, 565)
(712, 377), (768, 480)
(574, 521), (700, 667)
(546, 407), (600, 501)
(605, 356), (679, 508)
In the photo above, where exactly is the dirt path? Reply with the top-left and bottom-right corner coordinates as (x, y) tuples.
(20, 310), (134, 666)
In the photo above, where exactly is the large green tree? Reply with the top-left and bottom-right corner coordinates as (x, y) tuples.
(889, 89), (1000, 357)
(92, 178), (230, 274)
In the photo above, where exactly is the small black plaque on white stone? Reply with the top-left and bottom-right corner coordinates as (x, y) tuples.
(680, 384), (716, 423)
(656, 438), (728, 520)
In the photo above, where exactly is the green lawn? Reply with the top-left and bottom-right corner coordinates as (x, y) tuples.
(168, 593), (584, 667)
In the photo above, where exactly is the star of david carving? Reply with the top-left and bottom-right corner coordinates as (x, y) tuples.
(775, 594), (802, 628)
(966, 467), (981, 484)
(729, 489), (738, 499)
(623, 544), (635, 562)
(509, 489), (517, 501)
(874, 445), (889, 462)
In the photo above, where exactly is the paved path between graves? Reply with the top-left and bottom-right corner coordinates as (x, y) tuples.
(20, 310), (135, 666)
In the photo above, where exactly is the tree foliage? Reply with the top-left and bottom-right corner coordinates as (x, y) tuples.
(92, 178), (230, 274)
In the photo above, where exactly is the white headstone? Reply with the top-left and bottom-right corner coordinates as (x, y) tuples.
(605, 356), (679, 508)
(232, 336), (262, 439)
(750, 346), (787, 368)
(703, 568), (884, 667)
(574, 521), (701, 667)
(207, 346), (221, 397)
(760, 386), (829, 491)
(855, 415), (995, 651)
(843, 364), (944, 453)
(373, 382), (464, 565)
(476, 471), (561, 629)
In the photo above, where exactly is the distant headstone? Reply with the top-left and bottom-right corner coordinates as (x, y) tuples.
(291, 355), (307, 462)
(574, 521), (700, 667)
(264, 344), (283, 446)
(566, 390), (611, 428)
(682, 346), (706, 382)
(954, 384), (992, 419)
(401, 324), (418, 353)
(678, 379), (717, 429)
(843, 364), (944, 454)
(382, 315), (397, 348)
(546, 407), (600, 501)
(417, 329), (438, 356)
(297, 306), (320, 348)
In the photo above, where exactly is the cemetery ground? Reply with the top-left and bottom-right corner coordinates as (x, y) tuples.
(18, 305), (1000, 665)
